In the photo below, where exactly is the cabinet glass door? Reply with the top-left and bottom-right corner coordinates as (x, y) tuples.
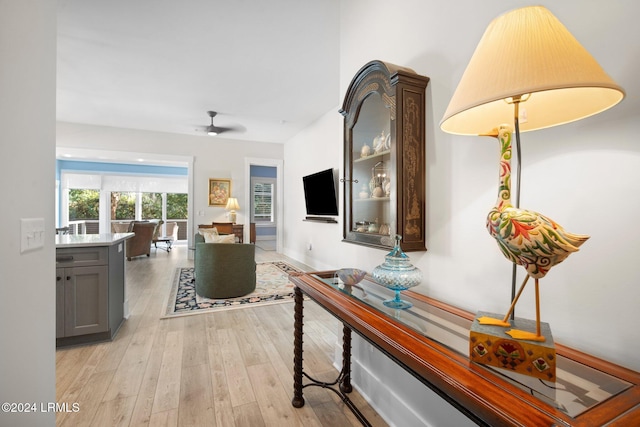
(350, 93), (394, 240)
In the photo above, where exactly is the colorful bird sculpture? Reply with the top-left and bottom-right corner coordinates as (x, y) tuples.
(478, 124), (590, 342)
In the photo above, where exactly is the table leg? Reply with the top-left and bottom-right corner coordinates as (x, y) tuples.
(291, 287), (371, 426)
(340, 324), (353, 393)
(292, 286), (305, 408)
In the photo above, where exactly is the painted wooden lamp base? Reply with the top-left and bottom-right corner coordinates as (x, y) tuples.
(470, 311), (556, 382)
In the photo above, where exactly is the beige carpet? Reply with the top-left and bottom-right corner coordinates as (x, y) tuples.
(162, 261), (302, 318)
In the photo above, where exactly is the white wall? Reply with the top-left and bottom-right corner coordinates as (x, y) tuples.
(57, 122), (284, 243)
(0, 1), (57, 425)
(284, 110), (346, 269)
(284, 0), (640, 425)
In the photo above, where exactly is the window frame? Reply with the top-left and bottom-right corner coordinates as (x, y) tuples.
(250, 177), (276, 227)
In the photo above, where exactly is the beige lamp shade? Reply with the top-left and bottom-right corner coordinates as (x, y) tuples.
(225, 197), (240, 211)
(440, 6), (625, 135)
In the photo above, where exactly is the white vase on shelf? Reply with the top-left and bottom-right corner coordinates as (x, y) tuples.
(361, 143), (371, 158)
(359, 184), (369, 199)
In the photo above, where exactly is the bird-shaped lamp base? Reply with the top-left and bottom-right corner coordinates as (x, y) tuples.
(479, 124), (589, 344)
(477, 275), (546, 342)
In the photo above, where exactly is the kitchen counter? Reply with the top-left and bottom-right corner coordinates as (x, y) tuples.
(55, 232), (133, 248)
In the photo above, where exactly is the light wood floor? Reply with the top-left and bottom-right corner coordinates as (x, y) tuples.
(55, 244), (388, 426)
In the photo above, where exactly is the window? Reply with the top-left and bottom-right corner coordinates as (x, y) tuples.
(166, 193), (188, 240)
(109, 191), (188, 240)
(141, 192), (162, 220)
(111, 192), (136, 221)
(251, 177), (276, 225)
(59, 170), (188, 238)
(68, 189), (100, 221)
(166, 193), (188, 220)
(68, 189), (100, 234)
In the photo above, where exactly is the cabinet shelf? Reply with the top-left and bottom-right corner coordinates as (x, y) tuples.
(353, 231), (388, 236)
(354, 197), (389, 202)
(353, 150), (391, 163)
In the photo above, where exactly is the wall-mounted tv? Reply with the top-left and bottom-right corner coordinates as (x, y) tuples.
(302, 168), (339, 219)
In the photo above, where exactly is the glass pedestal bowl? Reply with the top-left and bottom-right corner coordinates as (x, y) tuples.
(335, 268), (367, 296)
(372, 235), (422, 309)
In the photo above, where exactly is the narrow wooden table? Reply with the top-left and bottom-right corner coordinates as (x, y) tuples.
(290, 271), (640, 426)
(232, 223), (244, 243)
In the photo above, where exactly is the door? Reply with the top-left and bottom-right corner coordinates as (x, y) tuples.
(64, 265), (109, 336)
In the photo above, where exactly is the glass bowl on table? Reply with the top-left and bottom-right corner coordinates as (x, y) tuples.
(371, 235), (422, 309)
(334, 268), (367, 295)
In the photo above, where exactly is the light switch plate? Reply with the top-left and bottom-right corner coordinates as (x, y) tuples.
(21, 218), (45, 253)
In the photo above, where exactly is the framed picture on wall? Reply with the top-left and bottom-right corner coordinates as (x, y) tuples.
(208, 178), (231, 206)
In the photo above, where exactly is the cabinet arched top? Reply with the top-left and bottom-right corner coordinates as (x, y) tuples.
(339, 60), (429, 128)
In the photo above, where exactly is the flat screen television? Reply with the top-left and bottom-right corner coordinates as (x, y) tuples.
(303, 168), (339, 218)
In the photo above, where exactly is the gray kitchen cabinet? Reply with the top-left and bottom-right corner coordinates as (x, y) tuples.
(55, 235), (129, 346)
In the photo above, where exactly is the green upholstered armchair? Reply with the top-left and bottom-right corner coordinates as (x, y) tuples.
(194, 233), (256, 298)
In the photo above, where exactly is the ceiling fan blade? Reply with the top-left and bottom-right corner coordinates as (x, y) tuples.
(207, 124), (245, 135)
(213, 125), (241, 134)
(199, 111), (245, 135)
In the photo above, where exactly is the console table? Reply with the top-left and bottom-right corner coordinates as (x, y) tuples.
(290, 271), (640, 426)
(200, 222), (244, 243)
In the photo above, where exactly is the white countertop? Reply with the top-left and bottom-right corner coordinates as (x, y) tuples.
(56, 233), (134, 248)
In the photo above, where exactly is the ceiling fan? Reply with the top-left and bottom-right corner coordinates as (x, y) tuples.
(203, 111), (241, 136)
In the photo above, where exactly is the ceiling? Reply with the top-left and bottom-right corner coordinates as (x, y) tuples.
(57, 0), (340, 144)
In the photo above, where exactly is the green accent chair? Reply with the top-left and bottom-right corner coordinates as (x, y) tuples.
(194, 233), (256, 298)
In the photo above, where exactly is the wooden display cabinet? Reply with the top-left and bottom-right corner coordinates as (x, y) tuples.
(340, 60), (429, 251)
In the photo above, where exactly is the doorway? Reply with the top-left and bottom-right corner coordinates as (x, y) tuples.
(244, 158), (283, 253)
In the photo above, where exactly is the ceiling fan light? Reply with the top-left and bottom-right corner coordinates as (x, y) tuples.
(206, 126), (218, 136)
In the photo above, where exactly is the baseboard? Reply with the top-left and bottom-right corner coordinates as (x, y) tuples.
(334, 337), (477, 427)
(333, 342), (425, 427)
(283, 247), (335, 271)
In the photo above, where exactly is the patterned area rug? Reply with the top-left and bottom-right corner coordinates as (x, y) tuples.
(162, 261), (303, 318)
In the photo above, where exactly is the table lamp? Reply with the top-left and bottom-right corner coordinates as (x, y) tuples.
(440, 5), (624, 379)
(225, 197), (240, 223)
